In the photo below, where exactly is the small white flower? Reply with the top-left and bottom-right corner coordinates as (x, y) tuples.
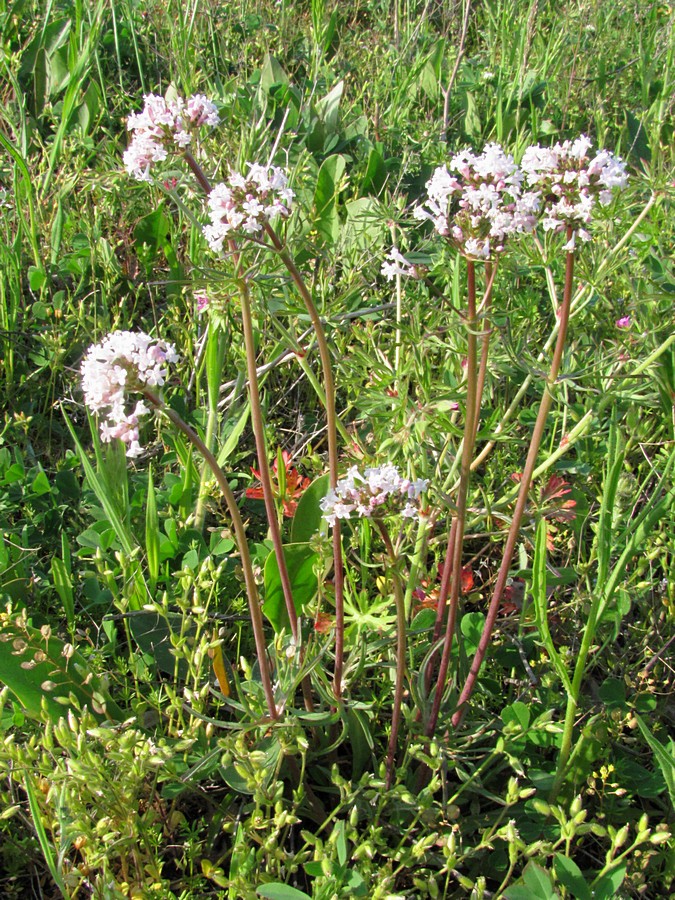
(415, 143), (538, 258)
(381, 249), (417, 281)
(521, 136), (627, 238)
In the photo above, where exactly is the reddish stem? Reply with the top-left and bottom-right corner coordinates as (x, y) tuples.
(425, 260), (479, 739)
(452, 227), (576, 727)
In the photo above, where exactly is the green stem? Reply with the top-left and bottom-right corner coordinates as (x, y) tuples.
(472, 261), (497, 443)
(426, 259), (479, 739)
(194, 321), (224, 531)
(147, 393), (278, 720)
(263, 222), (345, 700)
(403, 513), (430, 620)
(375, 520), (408, 790)
(453, 226), (576, 728)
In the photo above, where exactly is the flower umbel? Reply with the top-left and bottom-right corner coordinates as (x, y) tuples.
(80, 331), (178, 457)
(414, 143), (540, 259)
(320, 463), (427, 527)
(203, 164), (295, 253)
(520, 136), (628, 244)
(123, 92), (220, 181)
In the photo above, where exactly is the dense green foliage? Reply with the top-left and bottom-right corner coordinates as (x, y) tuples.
(0, 0), (673, 897)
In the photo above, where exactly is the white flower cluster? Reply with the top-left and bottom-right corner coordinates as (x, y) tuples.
(203, 164), (295, 252)
(381, 248), (418, 281)
(414, 143), (540, 260)
(81, 331), (178, 458)
(123, 93), (220, 181)
(320, 464), (428, 527)
(520, 135), (628, 244)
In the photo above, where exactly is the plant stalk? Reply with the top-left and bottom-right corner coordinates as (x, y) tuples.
(263, 222), (345, 701)
(375, 520), (408, 790)
(453, 226), (576, 727)
(426, 259), (479, 739)
(147, 393), (278, 720)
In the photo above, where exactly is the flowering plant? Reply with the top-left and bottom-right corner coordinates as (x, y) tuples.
(80, 331), (178, 457)
(320, 464), (427, 526)
(203, 165), (295, 252)
(521, 135), (628, 245)
(123, 93), (220, 182)
(413, 142), (540, 259)
(246, 450), (311, 518)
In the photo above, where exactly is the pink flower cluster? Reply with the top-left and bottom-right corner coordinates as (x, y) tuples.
(81, 331), (178, 458)
(411, 137), (627, 259)
(414, 143), (541, 260)
(123, 93), (220, 181)
(203, 164), (295, 252)
(520, 135), (628, 245)
(320, 464), (428, 527)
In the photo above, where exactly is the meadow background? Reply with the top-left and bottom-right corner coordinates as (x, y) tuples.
(0, 0), (674, 897)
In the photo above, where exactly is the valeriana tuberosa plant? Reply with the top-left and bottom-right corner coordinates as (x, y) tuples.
(203, 160), (347, 701)
(321, 464), (427, 787)
(124, 93), (301, 650)
(412, 144), (539, 739)
(125, 92), (346, 703)
(80, 331), (278, 720)
(453, 137), (628, 728)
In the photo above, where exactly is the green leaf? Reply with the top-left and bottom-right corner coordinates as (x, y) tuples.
(257, 885), (312, 900)
(134, 206), (171, 255)
(260, 53), (289, 94)
(532, 519), (574, 696)
(50, 556), (74, 631)
(502, 700), (530, 732)
(28, 266), (47, 291)
(344, 707), (373, 778)
(625, 111), (651, 164)
(263, 543), (318, 633)
(554, 853), (592, 900)
(634, 714), (675, 808)
(313, 154), (345, 244)
(217, 404), (250, 467)
(522, 861), (556, 898)
(503, 888), (542, 900)
(23, 776), (70, 897)
(291, 473), (330, 543)
(360, 146), (387, 196)
(591, 863), (627, 900)
(315, 79), (343, 131)
(128, 611), (189, 678)
(63, 412), (135, 556)
(0, 611), (124, 722)
(460, 611), (485, 655)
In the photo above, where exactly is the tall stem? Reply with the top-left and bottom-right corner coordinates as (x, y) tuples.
(425, 260), (479, 738)
(263, 222), (345, 700)
(146, 393), (278, 720)
(375, 520), (407, 790)
(453, 228), (576, 727)
(237, 271), (299, 644)
(181, 152), (305, 698)
(472, 261), (497, 443)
